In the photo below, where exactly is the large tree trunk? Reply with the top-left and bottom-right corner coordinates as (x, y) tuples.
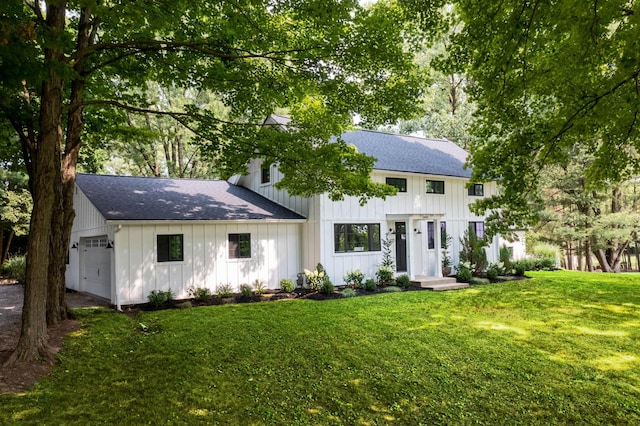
(1, 229), (14, 265)
(585, 239), (594, 271)
(6, 1), (67, 365)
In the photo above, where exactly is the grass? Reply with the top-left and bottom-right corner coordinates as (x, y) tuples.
(2, 270), (640, 424)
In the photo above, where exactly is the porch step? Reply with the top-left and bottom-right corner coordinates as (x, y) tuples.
(412, 277), (469, 291)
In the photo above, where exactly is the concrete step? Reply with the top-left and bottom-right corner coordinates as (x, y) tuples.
(411, 277), (469, 291)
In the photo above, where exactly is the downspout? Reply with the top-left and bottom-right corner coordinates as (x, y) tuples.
(113, 224), (123, 311)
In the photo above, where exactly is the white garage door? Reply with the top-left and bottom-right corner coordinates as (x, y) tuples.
(82, 237), (111, 300)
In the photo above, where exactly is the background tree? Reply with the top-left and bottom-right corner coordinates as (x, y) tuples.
(0, 0), (442, 363)
(448, 0), (640, 237)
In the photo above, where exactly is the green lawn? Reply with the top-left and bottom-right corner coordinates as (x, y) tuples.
(2, 271), (640, 424)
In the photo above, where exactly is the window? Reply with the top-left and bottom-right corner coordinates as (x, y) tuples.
(469, 222), (485, 240)
(261, 164), (271, 184)
(386, 177), (407, 193)
(426, 180), (445, 194)
(334, 224), (381, 253)
(440, 221), (448, 249)
(468, 183), (484, 196)
(229, 233), (251, 259)
(157, 234), (184, 262)
(427, 221), (435, 249)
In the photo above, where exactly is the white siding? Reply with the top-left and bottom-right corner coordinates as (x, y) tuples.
(113, 222), (302, 305)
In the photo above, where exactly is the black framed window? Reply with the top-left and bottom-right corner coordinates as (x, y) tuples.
(261, 164), (271, 184)
(427, 221), (435, 249)
(440, 221), (447, 249)
(386, 177), (407, 193)
(229, 233), (251, 258)
(468, 183), (484, 196)
(157, 234), (184, 262)
(334, 224), (381, 253)
(426, 180), (445, 194)
(469, 222), (485, 240)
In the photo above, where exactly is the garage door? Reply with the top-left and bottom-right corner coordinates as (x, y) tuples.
(82, 237), (111, 300)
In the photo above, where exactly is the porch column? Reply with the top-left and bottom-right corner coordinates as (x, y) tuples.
(434, 217), (443, 277)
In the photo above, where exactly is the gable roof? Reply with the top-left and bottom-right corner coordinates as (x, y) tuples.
(339, 130), (471, 178)
(76, 174), (305, 221)
(263, 115), (470, 178)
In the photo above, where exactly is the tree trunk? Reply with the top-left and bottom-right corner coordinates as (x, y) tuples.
(6, 1), (67, 365)
(585, 239), (594, 271)
(595, 248), (612, 272)
(1, 229), (14, 265)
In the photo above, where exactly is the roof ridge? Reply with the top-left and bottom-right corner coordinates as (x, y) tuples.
(77, 173), (227, 184)
(349, 129), (452, 143)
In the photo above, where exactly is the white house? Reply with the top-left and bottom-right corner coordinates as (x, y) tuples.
(67, 115), (523, 307)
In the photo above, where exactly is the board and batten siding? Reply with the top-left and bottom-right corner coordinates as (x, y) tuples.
(315, 171), (500, 284)
(113, 222), (302, 305)
(67, 187), (115, 296)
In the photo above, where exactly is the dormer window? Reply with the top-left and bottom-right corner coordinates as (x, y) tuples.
(468, 183), (484, 196)
(386, 177), (407, 193)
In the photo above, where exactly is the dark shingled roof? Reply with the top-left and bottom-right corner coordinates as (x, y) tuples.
(339, 130), (471, 178)
(76, 174), (305, 221)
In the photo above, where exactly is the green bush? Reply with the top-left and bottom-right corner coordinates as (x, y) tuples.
(344, 269), (365, 289)
(341, 288), (357, 298)
(279, 278), (295, 293)
(239, 283), (253, 297)
(148, 289), (174, 307)
(383, 286), (403, 292)
(216, 283), (234, 298)
(470, 277), (491, 285)
(320, 279), (334, 295)
(188, 286), (212, 302)
(486, 263), (503, 280)
(364, 278), (377, 291)
(513, 258), (534, 275)
(459, 227), (488, 276)
(1, 255), (26, 283)
(395, 274), (411, 288)
(531, 242), (560, 261)
(456, 263), (472, 282)
(499, 245), (513, 273)
(376, 265), (395, 285)
(305, 263), (330, 292)
(253, 279), (267, 295)
(535, 257), (556, 270)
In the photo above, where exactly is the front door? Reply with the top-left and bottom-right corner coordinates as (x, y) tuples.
(395, 222), (407, 272)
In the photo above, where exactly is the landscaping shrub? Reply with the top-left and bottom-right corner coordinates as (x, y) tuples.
(364, 278), (377, 291)
(470, 277), (490, 285)
(344, 269), (365, 289)
(305, 263), (330, 291)
(395, 274), (411, 288)
(383, 286), (403, 292)
(216, 283), (234, 298)
(513, 258), (534, 275)
(534, 257), (557, 270)
(252, 279), (267, 295)
(459, 227), (488, 276)
(341, 288), (357, 298)
(1, 255), (26, 283)
(148, 289), (174, 307)
(376, 265), (395, 285)
(239, 283), (253, 298)
(320, 279), (334, 295)
(486, 263), (503, 280)
(279, 278), (295, 293)
(456, 263), (472, 282)
(188, 286), (212, 302)
(499, 245), (513, 273)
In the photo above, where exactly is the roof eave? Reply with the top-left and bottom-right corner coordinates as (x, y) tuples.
(105, 218), (307, 226)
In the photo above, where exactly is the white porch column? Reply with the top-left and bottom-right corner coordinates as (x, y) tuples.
(434, 217), (443, 277)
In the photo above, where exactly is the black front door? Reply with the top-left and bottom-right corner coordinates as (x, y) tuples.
(395, 222), (407, 272)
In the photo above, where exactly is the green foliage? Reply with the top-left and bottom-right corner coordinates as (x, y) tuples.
(470, 277), (490, 285)
(305, 265), (328, 292)
(499, 246), (513, 273)
(216, 284), (234, 299)
(279, 279), (295, 293)
(459, 227), (488, 276)
(383, 286), (403, 292)
(364, 278), (377, 291)
(252, 279), (267, 295)
(1, 255), (26, 283)
(344, 269), (365, 289)
(340, 288), (357, 298)
(0, 169), (32, 239)
(239, 284), (253, 298)
(187, 286), (213, 303)
(320, 279), (334, 295)
(376, 265), (395, 286)
(147, 289), (174, 307)
(486, 263), (503, 280)
(441, 228), (453, 268)
(395, 274), (411, 288)
(456, 263), (472, 283)
(514, 259), (534, 276)
(380, 233), (395, 268)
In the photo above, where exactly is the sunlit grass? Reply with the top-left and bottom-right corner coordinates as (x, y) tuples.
(1, 270), (639, 424)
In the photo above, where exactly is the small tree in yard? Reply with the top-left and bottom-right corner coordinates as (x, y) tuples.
(459, 227), (488, 276)
(381, 232), (395, 269)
